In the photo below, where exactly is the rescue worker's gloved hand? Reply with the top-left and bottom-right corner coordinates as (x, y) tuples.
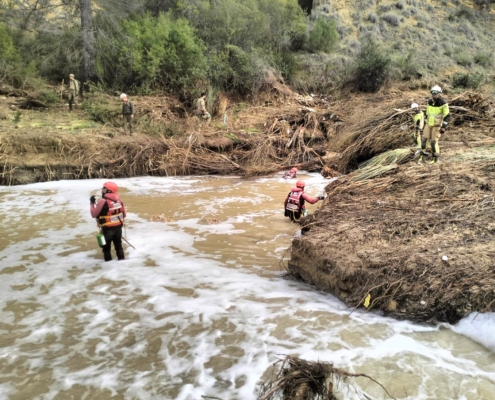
(90, 195), (96, 204)
(440, 128), (446, 134)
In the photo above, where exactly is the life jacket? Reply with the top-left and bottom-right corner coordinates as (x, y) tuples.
(284, 172), (296, 179)
(98, 193), (124, 228)
(286, 187), (304, 212)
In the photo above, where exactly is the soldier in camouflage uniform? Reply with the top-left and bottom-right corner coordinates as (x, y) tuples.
(120, 93), (135, 135)
(67, 74), (79, 111)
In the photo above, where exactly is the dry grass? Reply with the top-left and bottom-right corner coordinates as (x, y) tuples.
(257, 355), (395, 400)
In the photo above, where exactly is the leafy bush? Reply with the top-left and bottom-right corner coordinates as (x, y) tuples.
(271, 50), (300, 81)
(452, 73), (484, 89)
(474, 52), (492, 67)
(38, 89), (60, 106)
(0, 22), (22, 84)
(117, 13), (207, 96)
(454, 50), (472, 67)
(81, 97), (120, 124)
(367, 12), (378, 23)
(393, 52), (420, 81)
(307, 19), (339, 53)
(382, 13), (400, 26)
(176, 0), (307, 53)
(455, 6), (476, 22)
(354, 39), (391, 92)
(208, 46), (265, 95)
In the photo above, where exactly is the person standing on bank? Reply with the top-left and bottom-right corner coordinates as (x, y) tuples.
(422, 85), (450, 164)
(67, 74), (79, 111)
(90, 181), (126, 261)
(121, 93), (134, 135)
(410, 103), (424, 148)
(196, 92), (211, 125)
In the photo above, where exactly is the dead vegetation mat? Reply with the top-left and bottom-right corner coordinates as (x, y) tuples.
(336, 91), (495, 174)
(257, 356), (395, 400)
(0, 91), (344, 184)
(288, 148), (495, 324)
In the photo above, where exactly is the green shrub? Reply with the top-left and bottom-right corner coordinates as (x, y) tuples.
(354, 39), (391, 92)
(452, 73), (484, 89)
(455, 6), (476, 22)
(208, 46), (265, 95)
(454, 50), (472, 67)
(38, 89), (60, 106)
(382, 13), (400, 26)
(367, 12), (378, 23)
(176, 0), (307, 53)
(0, 22), (22, 85)
(393, 52), (420, 81)
(116, 13), (207, 96)
(81, 98), (120, 124)
(474, 52), (492, 67)
(271, 50), (300, 81)
(307, 19), (339, 53)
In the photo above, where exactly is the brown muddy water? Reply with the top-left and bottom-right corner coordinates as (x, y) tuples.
(0, 174), (494, 400)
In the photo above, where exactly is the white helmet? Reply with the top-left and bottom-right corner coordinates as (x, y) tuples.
(430, 85), (442, 95)
(411, 103), (419, 109)
(120, 93), (127, 99)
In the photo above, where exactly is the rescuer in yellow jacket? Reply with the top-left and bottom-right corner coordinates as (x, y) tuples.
(411, 102), (424, 148)
(422, 85), (450, 164)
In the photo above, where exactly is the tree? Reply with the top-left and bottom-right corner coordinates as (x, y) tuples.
(80, 0), (96, 83)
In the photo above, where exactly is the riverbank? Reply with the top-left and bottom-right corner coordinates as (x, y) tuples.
(0, 86), (337, 185)
(3, 84), (495, 326)
(287, 92), (495, 324)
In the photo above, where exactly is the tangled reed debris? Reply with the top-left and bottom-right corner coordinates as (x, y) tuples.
(289, 150), (495, 323)
(257, 356), (395, 400)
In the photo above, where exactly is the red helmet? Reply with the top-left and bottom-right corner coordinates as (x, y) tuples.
(103, 181), (118, 193)
(296, 180), (305, 188)
(290, 167), (298, 173)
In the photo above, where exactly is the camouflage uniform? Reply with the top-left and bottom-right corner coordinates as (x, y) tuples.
(196, 96), (211, 122)
(68, 74), (79, 111)
(122, 98), (134, 135)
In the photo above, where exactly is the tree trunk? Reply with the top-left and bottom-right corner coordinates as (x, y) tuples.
(79, 0), (95, 85)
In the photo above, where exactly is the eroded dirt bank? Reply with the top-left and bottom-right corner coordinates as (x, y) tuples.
(0, 89), (339, 185)
(288, 93), (495, 324)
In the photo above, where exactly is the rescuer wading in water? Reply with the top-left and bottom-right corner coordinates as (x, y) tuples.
(90, 181), (127, 261)
(283, 167), (298, 179)
(284, 180), (324, 221)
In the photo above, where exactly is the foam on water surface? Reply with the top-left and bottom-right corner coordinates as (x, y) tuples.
(0, 175), (494, 400)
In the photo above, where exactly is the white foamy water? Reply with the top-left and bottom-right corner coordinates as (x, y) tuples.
(0, 174), (494, 400)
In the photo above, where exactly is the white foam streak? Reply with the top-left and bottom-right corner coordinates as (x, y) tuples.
(0, 176), (494, 399)
(453, 312), (495, 353)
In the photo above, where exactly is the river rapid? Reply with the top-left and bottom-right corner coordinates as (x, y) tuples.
(0, 174), (494, 400)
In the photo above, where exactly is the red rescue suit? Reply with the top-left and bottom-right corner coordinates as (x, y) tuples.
(90, 193), (126, 227)
(284, 187), (319, 221)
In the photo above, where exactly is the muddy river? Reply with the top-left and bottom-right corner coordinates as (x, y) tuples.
(0, 174), (494, 399)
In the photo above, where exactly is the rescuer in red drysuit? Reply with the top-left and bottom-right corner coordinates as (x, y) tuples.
(90, 181), (127, 261)
(284, 180), (324, 221)
(283, 167), (298, 179)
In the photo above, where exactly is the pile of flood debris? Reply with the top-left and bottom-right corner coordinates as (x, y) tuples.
(287, 92), (495, 324)
(257, 356), (394, 400)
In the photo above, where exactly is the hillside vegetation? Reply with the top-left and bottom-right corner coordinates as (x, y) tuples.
(1, 0), (495, 102)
